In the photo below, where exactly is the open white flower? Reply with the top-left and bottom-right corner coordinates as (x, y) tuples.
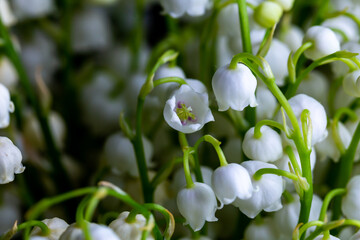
(303, 26), (340, 60)
(342, 175), (360, 220)
(0, 83), (14, 128)
(177, 182), (218, 231)
(343, 70), (360, 97)
(163, 84), (214, 134)
(30, 217), (69, 240)
(233, 161), (284, 218)
(109, 211), (154, 240)
(59, 223), (119, 240)
(212, 63), (257, 111)
(0, 136), (24, 184)
(322, 16), (359, 43)
(212, 163), (253, 208)
(160, 0), (209, 18)
(242, 126), (283, 162)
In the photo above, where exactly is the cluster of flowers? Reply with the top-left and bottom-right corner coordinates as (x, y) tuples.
(2, 0), (360, 239)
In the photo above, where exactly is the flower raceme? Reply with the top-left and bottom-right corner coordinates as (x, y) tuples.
(163, 84), (214, 134)
(212, 63), (257, 112)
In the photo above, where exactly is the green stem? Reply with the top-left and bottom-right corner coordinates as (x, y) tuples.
(284, 146), (302, 175)
(17, 221), (50, 239)
(153, 77), (188, 88)
(0, 11), (70, 193)
(144, 203), (175, 240)
(237, 0), (252, 53)
(76, 196), (92, 240)
(183, 148), (195, 188)
(297, 221), (323, 240)
(318, 188), (346, 222)
(84, 188), (108, 221)
(194, 135), (228, 167)
(253, 119), (284, 138)
(132, 97), (153, 203)
(332, 120), (360, 221)
(253, 168), (299, 181)
(151, 157), (182, 188)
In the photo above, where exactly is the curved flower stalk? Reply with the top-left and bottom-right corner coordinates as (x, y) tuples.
(164, 84), (214, 134)
(30, 217), (69, 240)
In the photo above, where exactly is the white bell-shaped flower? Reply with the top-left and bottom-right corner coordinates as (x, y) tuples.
(0, 136), (24, 184)
(59, 223), (119, 240)
(186, 79), (207, 94)
(12, 0), (55, 19)
(244, 217), (280, 240)
(0, 83), (14, 128)
(160, 0), (209, 18)
(243, 126), (283, 162)
(233, 161), (284, 218)
(281, 25), (304, 52)
(212, 63), (257, 111)
(104, 132), (153, 177)
(342, 175), (360, 220)
(109, 211), (154, 240)
(286, 94), (328, 145)
(177, 182), (218, 231)
(30, 217), (69, 240)
(71, 7), (112, 53)
(274, 194), (322, 238)
(316, 121), (351, 162)
(322, 16), (359, 43)
(212, 163), (253, 208)
(256, 86), (278, 121)
(314, 235), (340, 240)
(303, 26), (340, 61)
(163, 84), (214, 134)
(343, 70), (360, 97)
(296, 70), (329, 109)
(273, 0), (295, 11)
(0, 0), (16, 26)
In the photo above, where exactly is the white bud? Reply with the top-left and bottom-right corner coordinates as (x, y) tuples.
(177, 182), (218, 231)
(163, 84), (214, 134)
(233, 161), (284, 218)
(59, 223), (119, 240)
(254, 1), (283, 29)
(0, 83), (14, 128)
(109, 211), (154, 240)
(212, 163), (253, 208)
(243, 126), (283, 162)
(303, 26), (340, 60)
(104, 133), (153, 177)
(322, 16), (359, 43)
(30, 217), (69, 240)
(212, 63), (257, 111)
(0, 137), (24, 184)
(342, 175), (360, 220)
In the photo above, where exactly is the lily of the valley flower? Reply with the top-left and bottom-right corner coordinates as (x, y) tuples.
(177, 182), (218, 231)
(233, 161), (284, 218)
(244, 217), (280, 240)
(212, 163), (253, 208)
(303, 26), (340, 61)
(163, 84), (214, 134)
(0, 137), (24, 184)
(0, 83), (14, 128)
(342, 175), (360, 220)
(212, 63), (257, 111)
(30, 217), (69, 240)
(160, 0), (210, 18)
(59, 223), (119, 240)
(109, 211), (154, 240)
(242, 126), (283, 162)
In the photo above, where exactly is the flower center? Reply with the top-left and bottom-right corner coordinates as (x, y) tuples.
(175, 102), (196, 125)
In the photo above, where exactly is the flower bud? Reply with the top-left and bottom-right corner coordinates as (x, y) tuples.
(233, 161), (284, 218)
(109, 211), (154, 240)
(0, 83), (14, 128)
(163, 84), (214, 133)
(342, 175), (360, 220)
(30, 217), (69, 240)
(212, 63), (257, 111)
(212, 163), (253, 208)
(254, 1), (283, 29)
(322, 16), (359, 43)
(243, 126), (283, 162)
(343, 70), (360, 97)
(0, 137), (24, 184)
(303, 26), (340, 60)
(177, 182), (218, 231)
